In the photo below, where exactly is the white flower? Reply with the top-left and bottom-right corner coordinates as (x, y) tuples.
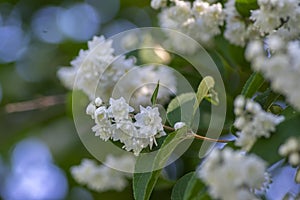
(234, 131), (257, 151)
(289, 153), (300, 166)
(108, 97), (134, 121)
(245, 40), (264, 61)
(159, 0), (191, 29)
(233, 95), (284, 151)
(87, 167), (127, 192)
(158, 0), (224, 52)
(92, 121), (113, 141)
(174, 122), (186, 130)
(57, 36), (115, 100)
(151, 0), (167, 9)
(223, 0), (260, 46)
(70, 155), (134, 192)
(86, 102), (96, 117)
(94, 106), (108, 124)
(198, 147), (267, 200)
(135, 106), (164, 137)
(71, 159), (98, 184)
(94, 97), (103, 106)
(279, 137), (300, 166)
(105, 154), (135, 175)
(56, 67), (76, 90)
(250, 0), (299, 36)
(267, 35), (285, 52)
(57, 36), (141, 103)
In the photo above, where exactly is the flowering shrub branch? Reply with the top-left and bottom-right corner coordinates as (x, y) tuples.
(55, 0), (300, 199)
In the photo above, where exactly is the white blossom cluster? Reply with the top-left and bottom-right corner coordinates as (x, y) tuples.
(57, 35), (176, 108)
(233, 95), (285, 151)
(198, 147), (267, 200)
(279, 137), (300, 166)
(223, 0), (300, 46)
(70, 155), (134, 192)
(246, 36), (300, 111)
(153, 0), (300, 48)
(57, 36), (120, 100)
(223, 0), (259, 46)
(86, 97), (166, 156)
(157, 0), (224, 52)
(250, 0), (300, 39)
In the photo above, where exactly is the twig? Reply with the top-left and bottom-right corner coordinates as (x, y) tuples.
(192, 133), (230, 143)
(163, 125), (231, 143)
(163, 125), (175, 131)
(4, 95), (66, 113)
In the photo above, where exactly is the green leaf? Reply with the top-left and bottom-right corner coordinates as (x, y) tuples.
(183, 172), (211, 200)
(253, 89), (281, 110)
(193, 76), (216, 115)
(151, 81), (160, 106)
(235, 0), (258, 17)
(263, 92), (281, 110)
(251, 108), (300, 165)
(171, 172), (194, 200)
(167, 93), (197, 126)
(214, 35), (250, 70)
(241, 72), (264, 98)
(133, 128), (189, 200)
(133, 170), (161, 200)
(205, 89), (219, 106)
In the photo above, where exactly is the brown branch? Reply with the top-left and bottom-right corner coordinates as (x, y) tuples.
(163, 125), (175, 131)
(4, 95), (66, 113)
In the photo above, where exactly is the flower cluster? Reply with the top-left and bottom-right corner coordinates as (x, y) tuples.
(246, 36), (300, 111)
(250, 0), (300, 39)
(57, 35), (176, 108)
(153, 0), (300, 48)
(87, 97), (166, 156)
(223, 0), (300, 47)
(198, 147), (267, 200)
(279, 137), (300, 167)
(70, 155), (134, 192)
(157, 0), (224, 53)
(223, 0), (259, 46)
(233, 95), (285, 151)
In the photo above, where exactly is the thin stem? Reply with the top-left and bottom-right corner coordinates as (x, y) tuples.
(192, 133), (230, 143)
(163, 125), (231, 143)
(163, 125), (175, 131)
(4, 95), (66, 113)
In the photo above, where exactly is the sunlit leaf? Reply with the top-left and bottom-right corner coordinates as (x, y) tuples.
(167, 93), (197, 126)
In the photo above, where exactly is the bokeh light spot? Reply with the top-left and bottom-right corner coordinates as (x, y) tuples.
(31, 6), (65, 44)
(58, 3), (100, 41)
